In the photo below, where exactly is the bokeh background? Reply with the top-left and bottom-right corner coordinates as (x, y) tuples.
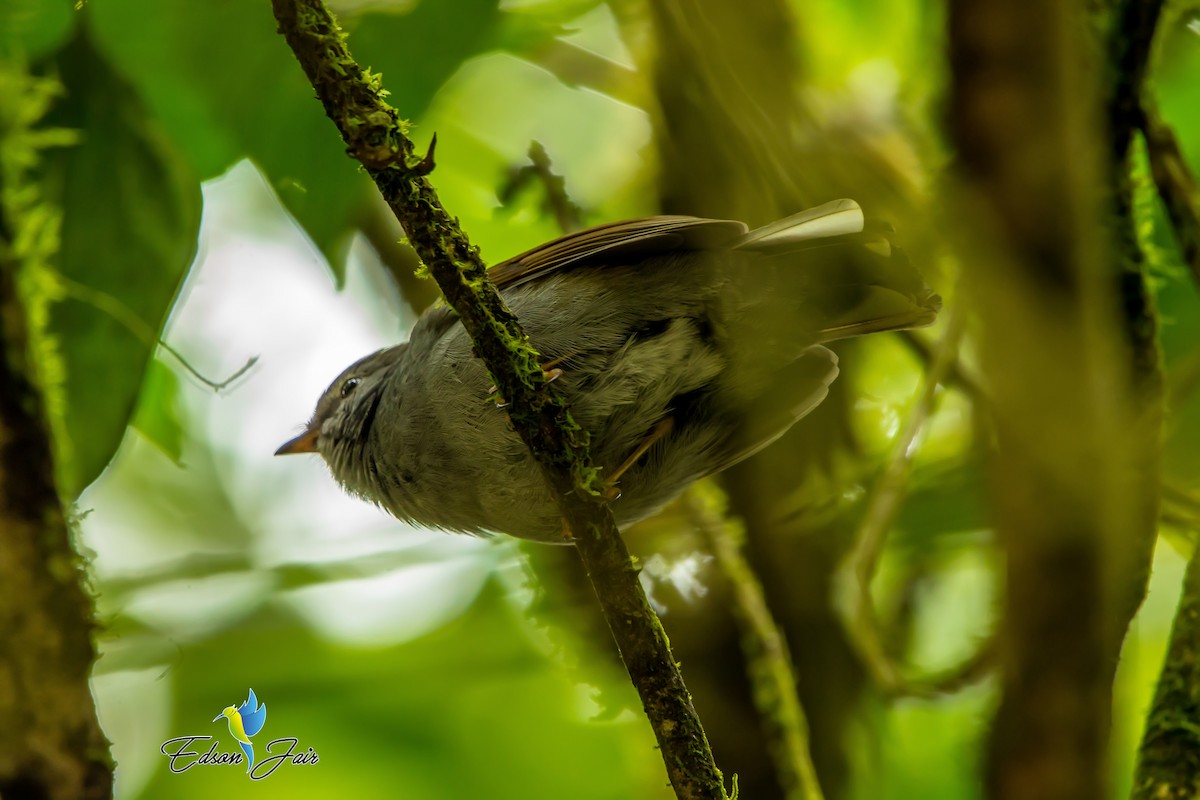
(4, 0), (1200, 798)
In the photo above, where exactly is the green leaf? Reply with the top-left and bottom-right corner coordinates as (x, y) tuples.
(0, 0), (76, 60)
(82, 0), (350, 280)
(86, 0), (364, 274)
(1156, 14), (1200, 169)
(346, 0), (504, 120)
(38, 30), (201, 496)
(86, 0), (503, 282)
(131, 357), (184, 465)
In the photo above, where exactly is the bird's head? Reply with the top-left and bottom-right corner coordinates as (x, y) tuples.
(275, 345), (407, 494)
(213, 705), (238, 723)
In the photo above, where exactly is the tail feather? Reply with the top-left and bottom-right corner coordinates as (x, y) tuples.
(735, 199), (865, 252)
(738, 199), (941, 340)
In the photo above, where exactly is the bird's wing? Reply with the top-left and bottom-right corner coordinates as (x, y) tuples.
(241, 703), (267, 738)
(733, 198), (865, 251)
(237, 688), (259, 717)
(236, 689), (267, 737)
(736, 200), (941, 339)
(487, 216), (748, 290)
(717, 345), (841, 471)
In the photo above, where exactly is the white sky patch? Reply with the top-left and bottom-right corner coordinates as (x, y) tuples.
(640, 552), (712, 613)
(81, 160), (497, 651)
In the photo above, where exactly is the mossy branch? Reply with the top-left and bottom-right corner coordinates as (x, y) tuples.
(269, 2), (728, 797)
(1131, 545), (1200, 800)
(0, 65), (112, 800)
(686, 486), (823, 800)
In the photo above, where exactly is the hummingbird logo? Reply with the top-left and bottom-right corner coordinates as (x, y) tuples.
(213, 689), (267, 773)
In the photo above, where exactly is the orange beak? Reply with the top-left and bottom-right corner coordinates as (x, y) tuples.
(275, 427), (319, 456)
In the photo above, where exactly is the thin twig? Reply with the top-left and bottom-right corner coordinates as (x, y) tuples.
(844, 302), (968, 696)
(503, 31), (641, 107)
(898, 329), (984, 404)
(270, 3), (728, 797)
(56, 274), (257, 391)
(500, 141), (584, 234)
(686, 485), (824, 800)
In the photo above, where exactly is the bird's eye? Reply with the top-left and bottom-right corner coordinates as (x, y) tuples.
(340, 377), (361, 398)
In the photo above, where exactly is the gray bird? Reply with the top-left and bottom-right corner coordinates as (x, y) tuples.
(277, 199), (940, 542)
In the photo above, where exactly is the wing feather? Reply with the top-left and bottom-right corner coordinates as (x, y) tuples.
(487, 216), (747, 289)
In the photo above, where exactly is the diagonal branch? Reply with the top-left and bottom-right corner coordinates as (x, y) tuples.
(269, 2), (728, 797)
(1107, 0), (1165, 159)
(1131, 544), (1200, 800)
(687, 486), (823, 800)
(1139, 102), (1200, 286)
(842, 302), (986, 698)
(0, 68), (112, 800)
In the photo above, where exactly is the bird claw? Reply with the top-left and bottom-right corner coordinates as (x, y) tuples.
(600, 417), (674, 498)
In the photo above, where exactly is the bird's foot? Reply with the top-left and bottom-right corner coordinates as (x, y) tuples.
(602, 417), (674, 500)
(488, 361), (564, 408)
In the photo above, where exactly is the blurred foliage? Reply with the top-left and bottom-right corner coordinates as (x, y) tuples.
(3, 0), (1200, 799)
(37, 32), (200, 496)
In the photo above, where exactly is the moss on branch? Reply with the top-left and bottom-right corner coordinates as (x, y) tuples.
(1132, 547), (1200, 800)
(1140, 103), (1200, 287)
(0, 65), (112, 800)
(687, 485), (823, 800)
(270, 2), (728, 797)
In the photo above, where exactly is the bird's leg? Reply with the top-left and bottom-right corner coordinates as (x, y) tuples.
(603, 417), (674, 500)
(488, 356), (565, 408)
